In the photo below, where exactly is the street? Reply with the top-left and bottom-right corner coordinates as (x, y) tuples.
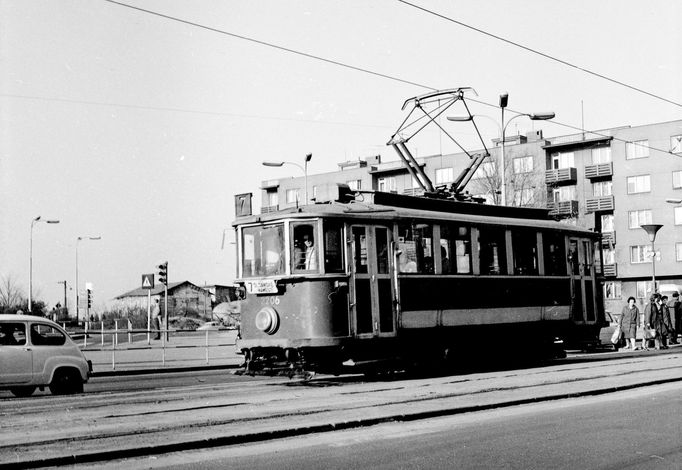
(1, 348), (681, 468)
(93, 382), (682, 470)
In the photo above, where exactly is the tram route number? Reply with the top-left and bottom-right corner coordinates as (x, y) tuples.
(244, 279), (278, 294)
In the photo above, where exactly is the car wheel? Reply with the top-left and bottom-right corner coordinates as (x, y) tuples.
(49, 369), (84, 395)
(10, 386), (36, 398)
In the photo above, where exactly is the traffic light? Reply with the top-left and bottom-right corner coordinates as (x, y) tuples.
(87, 288), (93, 309)
(158, 262), (168, 286)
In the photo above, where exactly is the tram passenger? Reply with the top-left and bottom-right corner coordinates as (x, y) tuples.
(398, 251), (417, 273)
(618, 296), (639, 351)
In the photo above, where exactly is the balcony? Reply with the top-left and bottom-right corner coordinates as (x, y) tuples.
(585, 195), (615, 213)
(603, 263), (618, 277)
(547, 200), (579, 217)
(601, 231), (616, 247)
(545, 167), (578, 186)
(584, 162), (613, 179)
(261, 205), (279, 214)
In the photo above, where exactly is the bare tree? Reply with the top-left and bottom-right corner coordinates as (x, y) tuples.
(467, 156), (546, 208)
(0, 274), (26, 311)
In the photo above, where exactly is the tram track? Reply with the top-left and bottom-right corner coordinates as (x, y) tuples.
(1, 351), (681, 469)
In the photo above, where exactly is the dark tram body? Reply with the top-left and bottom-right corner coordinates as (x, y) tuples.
(233, 190), (605, 373)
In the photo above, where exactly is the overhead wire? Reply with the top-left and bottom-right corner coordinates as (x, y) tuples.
(48, 1), (677, 158)
(396, 0), (682, 110)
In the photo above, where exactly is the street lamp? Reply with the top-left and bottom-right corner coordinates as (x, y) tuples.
(29, 216), (60, 312)
(641, 224), (663, 295)
(448, 95), (554, 205)
(262, 153), (312, 204)
(75, 236), (101, 324)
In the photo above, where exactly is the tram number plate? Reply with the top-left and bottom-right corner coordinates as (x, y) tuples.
(245, 279), (278, 294)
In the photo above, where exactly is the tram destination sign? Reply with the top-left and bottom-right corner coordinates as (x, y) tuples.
(244, 279), (278, 294)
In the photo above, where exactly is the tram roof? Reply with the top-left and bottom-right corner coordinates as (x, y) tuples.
(234, 191), (595, 236)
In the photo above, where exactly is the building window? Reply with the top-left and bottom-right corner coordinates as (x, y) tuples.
(673, 170), (682, 189)
(285, 189), (299, 204)
(603, 248), (615, 265)
(671, 135), (682, 154)
(378, 176), (397, 192)
(675, 207), (682, 225)
(312, 185), (318, 200)
(346, 180), (362, 191)
(604, 281), (621, 300)
(513, 156), (533, 174)
(630, 245), (652, 264)
(601, 214), (614, 232)
(626, 175), (651, 194)
(552, 185), (577, 202)
(551, 152), (574, 169)
(591, 147), (612, 164)
(636, 281), (650, 299)
(266, 191), (279, 208)
(593, 181), (612, 197)
(513, 188), (534, 206)
(677, 243), (682, 261)
(435, 167), (454, 184)
(628, 209), (652, 229)
(625, 140), (650, 159)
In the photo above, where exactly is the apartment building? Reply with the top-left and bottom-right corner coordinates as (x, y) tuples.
(259, 119), (682, 313)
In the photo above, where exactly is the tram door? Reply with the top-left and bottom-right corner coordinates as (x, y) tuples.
(568, 238), (597, 323)
(349, 225), (395, 337)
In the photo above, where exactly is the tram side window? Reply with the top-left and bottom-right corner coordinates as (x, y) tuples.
(292, 222), (319, 273)
(440, 224), (471, 274)
(511, 229), (538, 275)
(479, 226), (507, 275)
(543, 232), (567, 276)
(323, 221), (345, 273)
(242, 224), (285, 278)
(397, 223), (433, 273)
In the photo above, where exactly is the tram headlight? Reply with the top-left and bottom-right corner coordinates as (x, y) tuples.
(255, 307), (280, 335)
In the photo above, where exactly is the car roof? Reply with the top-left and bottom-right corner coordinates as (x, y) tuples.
(0, 314), (58, 324)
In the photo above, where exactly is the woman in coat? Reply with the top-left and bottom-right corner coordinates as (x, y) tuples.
(619, 296), (639, 350)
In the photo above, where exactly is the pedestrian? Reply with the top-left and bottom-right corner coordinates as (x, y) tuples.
(618, 296), (639, 350)
(152, 299), (161, 340)
(671, 292), (681, 344)
(646, 293), (671, 349)
(661, 295), (674, 347)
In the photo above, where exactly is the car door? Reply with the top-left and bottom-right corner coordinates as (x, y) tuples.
(0, 322), (33, 385)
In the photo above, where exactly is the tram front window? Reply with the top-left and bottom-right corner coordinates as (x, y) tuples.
(292, 222), (320, 273)
(242, 224), (285, 278)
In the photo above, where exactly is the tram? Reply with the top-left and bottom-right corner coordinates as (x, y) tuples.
(232, 188), (605, 374)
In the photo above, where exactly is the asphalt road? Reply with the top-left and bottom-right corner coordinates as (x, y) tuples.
(87, 382), (682, 470)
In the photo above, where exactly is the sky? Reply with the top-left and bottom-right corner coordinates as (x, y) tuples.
(1, 0), (681, 309)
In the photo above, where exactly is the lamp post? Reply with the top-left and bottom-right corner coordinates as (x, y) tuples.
(447, 95), (554, 205)
(262, 153), (312, 204)
(75, 236), (101, 324)
(29, 216), (60, 312)
(641, 224), (663, 295)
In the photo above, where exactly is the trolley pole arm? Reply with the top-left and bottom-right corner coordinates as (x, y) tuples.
(397, 141), (435, 192)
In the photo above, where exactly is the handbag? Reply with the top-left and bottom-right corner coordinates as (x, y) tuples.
(611, 326), (622, 344)
(644, 328), (657, 339)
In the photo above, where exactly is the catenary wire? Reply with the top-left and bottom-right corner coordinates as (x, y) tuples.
(396, 0), (682, 110)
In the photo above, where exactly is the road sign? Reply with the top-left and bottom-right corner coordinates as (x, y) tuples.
(142, 274), (155, 289)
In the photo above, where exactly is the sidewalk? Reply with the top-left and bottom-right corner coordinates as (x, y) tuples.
(81, 330), (243, 376)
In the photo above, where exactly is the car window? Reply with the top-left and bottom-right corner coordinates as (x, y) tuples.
(30, 324), (66, 346)
(0, 322), (27, 345)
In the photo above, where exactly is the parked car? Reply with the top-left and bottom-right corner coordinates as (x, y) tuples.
(0, 314), (91, 397)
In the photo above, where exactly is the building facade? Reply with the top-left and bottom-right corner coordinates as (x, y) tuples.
(259, 120), (682, 314)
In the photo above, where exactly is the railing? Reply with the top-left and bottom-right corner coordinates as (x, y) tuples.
(584, 162), (613, 179)
(603, 263), (618, 277)
(585, 195), (615, 213)
(545, 167), (577, 185)
(71, 323), (239, 371)
(547, 200), (579, 217)
(261, 205), (279, 213)
(547, 131), (612, 146)
(601, 231), (616, 247)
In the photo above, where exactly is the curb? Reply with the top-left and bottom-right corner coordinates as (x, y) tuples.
(4, 376), (682, 469)
(91, 363), (240, 377)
